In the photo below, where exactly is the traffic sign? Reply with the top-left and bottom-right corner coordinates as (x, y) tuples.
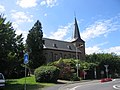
(104, 65), (109, 72)
(24, 53), (29, 64)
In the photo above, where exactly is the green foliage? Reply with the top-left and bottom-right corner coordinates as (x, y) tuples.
(26, 20), (45, 69)
(70, 73), (81, 81)
(48, 59), (80, 80)
(6, 75), (55, 90)
(86, 53), (120, 78)
(0, 15), (25, 78)
(34, 66), (60, 83)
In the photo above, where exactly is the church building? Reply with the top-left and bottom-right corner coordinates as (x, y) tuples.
(43, 18), (85, 62)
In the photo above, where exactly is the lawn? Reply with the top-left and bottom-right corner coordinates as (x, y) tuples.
(5, 75), (55, 90)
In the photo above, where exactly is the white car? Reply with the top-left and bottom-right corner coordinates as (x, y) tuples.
(0, 73), (5, 87)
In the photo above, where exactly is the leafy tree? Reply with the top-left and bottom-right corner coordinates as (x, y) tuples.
(86, 53), (120, 78)
(0, 15), (24, 78)
(26, 20), (45, 69)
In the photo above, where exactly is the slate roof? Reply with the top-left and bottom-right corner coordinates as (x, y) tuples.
(43, 38), (81, 52)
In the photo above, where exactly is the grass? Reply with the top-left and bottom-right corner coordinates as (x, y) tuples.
(4, 75), (55, 90)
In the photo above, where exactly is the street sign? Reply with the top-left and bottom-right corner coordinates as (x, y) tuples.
(24, 53), (29, 64)
(24, 53), (29, 90)
(104, 65), (109, 72)
(104, 65), (109, 78)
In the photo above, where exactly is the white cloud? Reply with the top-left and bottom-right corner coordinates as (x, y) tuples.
(40, 0), (58, 7)
(86, 45), (120, 55)
(16, 0), (38, 8)
(11, 11), (33, 24)
(0, 5), (5, 12)
(47, 23), (73, 40)
(11, 11), (33, 42)
(81, 15), (120, 41)
(82, 15), (120, 55)
(104, 46), (120, 55)
(86, 46), (101, 55)
(15, 29), (28, 43)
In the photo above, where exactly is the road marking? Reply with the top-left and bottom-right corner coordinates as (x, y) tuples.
(113, 85), (120, 90)
(69, 79), (116, 90)
(69, 86), (79, 90)
(69, 82), (100, 90)
(112, 79), (120, 90)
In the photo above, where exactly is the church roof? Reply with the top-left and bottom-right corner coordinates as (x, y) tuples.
(43, 38), (81, 52)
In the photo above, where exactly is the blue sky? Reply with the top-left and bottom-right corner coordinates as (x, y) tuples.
(0, 0), (120, 55)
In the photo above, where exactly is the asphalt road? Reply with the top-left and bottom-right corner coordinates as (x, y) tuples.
(43, 79), (120, 90)
(61, 79), (120, 90)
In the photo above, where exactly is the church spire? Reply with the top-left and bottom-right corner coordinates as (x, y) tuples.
(72, 17), (82, 42)
(73, 17), (81, 41)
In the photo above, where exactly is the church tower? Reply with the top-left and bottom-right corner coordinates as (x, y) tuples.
(71, 17), (85, 60)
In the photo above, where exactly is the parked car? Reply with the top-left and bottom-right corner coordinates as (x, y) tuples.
(0, 73), (5, 88)
(100, 78), (112, 83)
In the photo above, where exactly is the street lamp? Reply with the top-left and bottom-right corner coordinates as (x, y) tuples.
(76, 63), (80, 77)
(76, 46), (81, 77)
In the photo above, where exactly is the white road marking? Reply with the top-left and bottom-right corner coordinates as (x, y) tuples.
(113, 79), (120, 90)
(69, 79), (116, 90)
(113, 85), (120, 90)
(69, 82), (100, 90)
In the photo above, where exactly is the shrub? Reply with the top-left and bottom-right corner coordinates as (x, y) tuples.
(34, 66), (60, 83)
(70, 73), (81, 81)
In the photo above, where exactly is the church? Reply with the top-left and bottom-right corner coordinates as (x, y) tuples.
(43, 18), (85, 63)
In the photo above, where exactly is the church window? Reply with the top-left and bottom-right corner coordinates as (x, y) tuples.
(67, 45), (72, 50)
(53, 43), (57, 48)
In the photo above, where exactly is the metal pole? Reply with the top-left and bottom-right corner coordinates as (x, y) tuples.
(106, 71), (108, 78)
(77, 64), (78, 77)
(24, 65), (26, 90)
(104, 65), (109, 78)
(94, 67), (97, 79)
(83, 70), (85, 79)
(76, 47), (79, 77)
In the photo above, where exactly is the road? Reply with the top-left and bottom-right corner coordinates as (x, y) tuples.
(60, 79), (120, 90)
(43, 79), (120, 90)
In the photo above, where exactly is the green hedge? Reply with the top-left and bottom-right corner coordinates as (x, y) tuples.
(34, 66), (60, 83)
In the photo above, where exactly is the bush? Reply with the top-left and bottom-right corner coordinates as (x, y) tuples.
(70, 73), (81, 81)
(34, 66), (60, 83)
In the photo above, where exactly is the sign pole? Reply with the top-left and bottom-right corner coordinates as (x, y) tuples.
(94, 67), (97, 79)
(24, 53), (29, 90)
(25, 65), (26, 90)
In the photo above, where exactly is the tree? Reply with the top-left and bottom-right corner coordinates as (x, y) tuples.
(26, 20), (45, 69)
(0, 15), (25, 78)
(86, 53), (120, 78)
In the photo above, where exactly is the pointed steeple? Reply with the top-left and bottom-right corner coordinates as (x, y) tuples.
(71, 17), (84, 43)
(74, 17), (81, 40)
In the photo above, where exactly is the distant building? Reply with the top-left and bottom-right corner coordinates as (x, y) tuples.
(43, 17), (85, 63)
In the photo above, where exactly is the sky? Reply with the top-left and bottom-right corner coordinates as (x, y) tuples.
(0, 0), (120, 55)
